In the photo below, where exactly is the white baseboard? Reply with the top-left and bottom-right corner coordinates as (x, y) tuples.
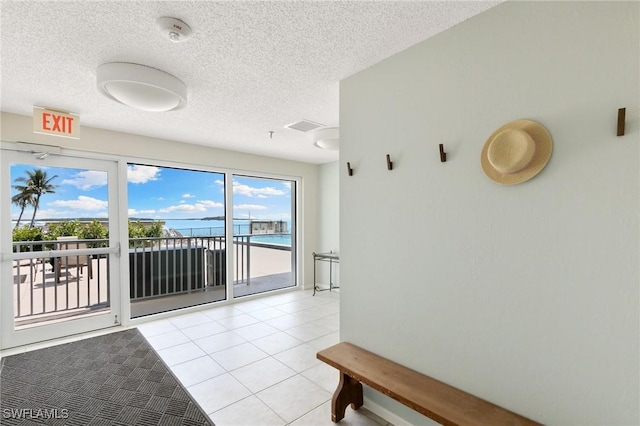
(363, 397), (413, 426)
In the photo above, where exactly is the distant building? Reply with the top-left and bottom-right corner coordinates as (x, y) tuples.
(249, 220), (287, 234)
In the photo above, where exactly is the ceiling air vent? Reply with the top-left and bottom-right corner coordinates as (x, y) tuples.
(284, 119), (324, 132)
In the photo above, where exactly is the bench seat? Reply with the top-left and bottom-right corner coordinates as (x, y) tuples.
(317, 342), (541, 425)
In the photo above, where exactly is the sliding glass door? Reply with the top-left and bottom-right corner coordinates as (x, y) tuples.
(232, 175), (296, 297)
(1, 151), (121, 349)
(128, 169), (297, 308)
(127, 164), (227, 318)
(1, 151), (299, 348)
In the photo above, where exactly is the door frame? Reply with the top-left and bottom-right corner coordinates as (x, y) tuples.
(1, 146), (123, 349)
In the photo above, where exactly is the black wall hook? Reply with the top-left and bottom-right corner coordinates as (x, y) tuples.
(386, 154), (393, 170)
(617, 108), (626, 136)
(347, 162), (353, 176)
(439, 144), (447, 162)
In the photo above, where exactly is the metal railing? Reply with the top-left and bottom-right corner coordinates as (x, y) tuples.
(10, 233), (290, 321)
(129, 234), (290, 294)
(11, 239), (112, 321)
(128, 235), (227, 300)
(172, 225), (246, 237)
(234, 235), (251, 285)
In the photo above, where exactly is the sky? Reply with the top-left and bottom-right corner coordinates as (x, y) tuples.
(10, 163), (293, 222)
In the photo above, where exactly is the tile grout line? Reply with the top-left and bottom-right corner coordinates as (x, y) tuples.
(143, 289), (344, 425)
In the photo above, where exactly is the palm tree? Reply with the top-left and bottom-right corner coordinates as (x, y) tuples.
(13, 169), (58, 228)
(11, 190), (35, 228)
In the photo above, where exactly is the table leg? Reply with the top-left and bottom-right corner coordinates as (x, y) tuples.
(329, 259), (333, 291)
(313, 254), (317, 296)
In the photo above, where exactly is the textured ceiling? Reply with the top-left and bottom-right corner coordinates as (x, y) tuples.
(0, 1), (500, 164)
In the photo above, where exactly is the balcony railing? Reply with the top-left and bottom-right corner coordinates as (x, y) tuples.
(11, 239), (111, 325)
(11, 234), (292, 323)
(128, 235), (227, 300)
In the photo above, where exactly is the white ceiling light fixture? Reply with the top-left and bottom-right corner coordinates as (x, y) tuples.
(96, 63), (187, 112)
(157, 17), (192, 43)
(313, 127), (339, 150)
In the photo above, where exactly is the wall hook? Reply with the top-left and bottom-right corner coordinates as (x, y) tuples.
(347, 162), (353, 176)
(617, 107), (626, 136)
(386, 154), (393, 170)
(439, 144), (447, 162)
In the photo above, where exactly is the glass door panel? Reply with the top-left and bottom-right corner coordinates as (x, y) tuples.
(1, 151), (120, 349)
(127, 164), (226, 318)
(232, 175), (296, 297)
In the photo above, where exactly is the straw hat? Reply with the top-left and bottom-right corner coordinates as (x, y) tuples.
(481, 119), (552, 185)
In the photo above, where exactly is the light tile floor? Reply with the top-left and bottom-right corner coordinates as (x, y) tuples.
(138, 289), (392, 426)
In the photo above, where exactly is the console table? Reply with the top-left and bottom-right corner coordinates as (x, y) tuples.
(313, 251), (339, 296)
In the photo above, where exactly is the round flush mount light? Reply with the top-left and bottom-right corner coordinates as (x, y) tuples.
(313, 127), (340, 150)
(157, 17), (192, 43)
(96, 63), (187, 112)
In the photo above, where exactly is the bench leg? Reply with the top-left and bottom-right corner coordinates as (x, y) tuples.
(331, 372), (363, 422)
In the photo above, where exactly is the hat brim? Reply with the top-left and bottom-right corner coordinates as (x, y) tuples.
(481, 119), (552, 185)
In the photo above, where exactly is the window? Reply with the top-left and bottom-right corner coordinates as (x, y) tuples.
(232, 175), (296, 297)
(127, 164), (227, 317)
(126, 165), (298, 316)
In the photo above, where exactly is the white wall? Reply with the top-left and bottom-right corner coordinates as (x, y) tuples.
(340, 2), (639, 425)
(1, 111), (319, 289)
(318, 161), (339, 252)
(316, 161), (340, 286)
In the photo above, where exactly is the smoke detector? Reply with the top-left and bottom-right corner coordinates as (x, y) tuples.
(157, 17), (192, 43)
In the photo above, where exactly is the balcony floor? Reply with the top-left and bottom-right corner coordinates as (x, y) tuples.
(130, 273), (296, 318)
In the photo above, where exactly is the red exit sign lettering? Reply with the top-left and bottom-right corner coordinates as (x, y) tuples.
(33, 107), (80, 139)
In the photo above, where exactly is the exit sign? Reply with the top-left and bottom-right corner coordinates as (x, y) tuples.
(33, 107), (80, 139)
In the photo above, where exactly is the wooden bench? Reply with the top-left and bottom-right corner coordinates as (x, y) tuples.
(317, 342), (541, 425)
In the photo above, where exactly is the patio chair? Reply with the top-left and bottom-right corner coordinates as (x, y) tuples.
(55, 236), (93, 282)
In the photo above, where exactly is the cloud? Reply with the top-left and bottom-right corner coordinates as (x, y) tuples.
(61, 170), (107, 190)
(158, 200), (224, 213)
(199, 200), (224, 208)
(49, 196), (108, 210)
(127, 165), (160, 184)
(213, 179), (225, 193)
(23, 207), (69, 220)
(159, 204), (207, 213)
(128, 208), (156, 216)
(233, 181), (285, 197)
(234, 204), (267, 210)
(157, 199), (224, 214)
(182, 193), (195, 198)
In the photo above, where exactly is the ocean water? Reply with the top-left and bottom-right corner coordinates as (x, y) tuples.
(163, 219), (234, 236)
